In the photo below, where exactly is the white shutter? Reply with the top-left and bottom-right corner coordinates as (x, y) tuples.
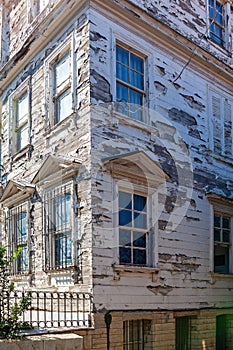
(211, 94), (222, 154)
(224, 99), (232, 156)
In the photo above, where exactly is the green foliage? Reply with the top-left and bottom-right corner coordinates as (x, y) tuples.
(0, 246), (32, 339)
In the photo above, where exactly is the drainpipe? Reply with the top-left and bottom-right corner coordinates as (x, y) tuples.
(105, 312), (112, 350)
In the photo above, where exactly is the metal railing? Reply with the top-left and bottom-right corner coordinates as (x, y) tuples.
(1, 290), (93, 329)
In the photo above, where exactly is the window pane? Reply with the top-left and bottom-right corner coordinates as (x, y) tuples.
(120, 247), (131, 264)
(133, 249), (146, 265)
(119, 229), (131, 246)
(119, 192), (132, 209)
(16, 92), (28, 126)
(16, 212), (27, 243)
(214, 215), (221, 227)
(116, 63), (129, 83)
(116, 46), (129, 66)
(133, 232), (146, 248)
(54, 52), (70, 91)
(134, 212), (147, 229)
(134, 194), (146, 212)
(119, 210), (132, 227)
(214, 245), (229, 273)
(56, 89), (72, 123)
(116, 83), (129, 103)
(222, 217), (230, 229)
(130, 71), (143, 90)
(130, 53), (144, 74)
(55, 194), (71, 230)
(214, 228), (221, 242)
(18, 244), (28, 272)
(223, 230), (230, 243)
(17, 124), (29, 150)
(55, 232), (72, 266)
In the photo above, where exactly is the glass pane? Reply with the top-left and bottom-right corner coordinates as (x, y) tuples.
(214, 245), (229, 273)
(214, 228), (221, 242)
(17, 123), (29, 150)
(130, 71), (143, 90)
(54, 52), (70, 91)
(55, 194), (71, 231)
(133, 249), (146, 265)
(134, 212), (147, 229)
(56, 89), (72, 123)
(119, 229), (131, 246)
(18, 244), (28, 272)
(116, 63), (129, 83)
(55, 232), (72, 266)
(133, 232), (146, 248)
(16, 92), (28, 125)
(214, 215), (221, 228)
(222, 217), (230, 229)
(116, 83), (129, 104)
(223, 230), (230, 243)
(119, 192), (132, 209)
(120, 247), (131, 264)
(16, 212), (27, 243)
(130, 53), (144, 73)
(134, 194), (146, 212)
(119, 210), (132, 227)
(116, 46), (129, 66)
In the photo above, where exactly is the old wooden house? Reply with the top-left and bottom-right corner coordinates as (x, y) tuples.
(0, 0), (233, 349)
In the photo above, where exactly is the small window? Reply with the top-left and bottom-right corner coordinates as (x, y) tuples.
(14, 91), (30, 152)
(119, 191), (148, 265)
(123, 319), (152, 350)
(116, 45), (145, 121)
(44, 183), (73, 270)
(214, 213), (231, 273)
(209, 0), (225, 46)
(53, 51), (72, 124)
(176, 316), (192, 350)
(6, 203), (29, 274)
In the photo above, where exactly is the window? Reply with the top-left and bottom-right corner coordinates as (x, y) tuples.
(175, 317), (192, 350)
(52, 51), (72, 124)
(44, 183), (73, 270)
(14, 90), (30, 152)
(214, 213), (231, 273)
(216, 315), (233, 350)
(209, 89), (233, 157)
(123, 319), (152, 350)
(119, 191), (148, 265)
(209, 0), (225, 46)
(6, 203), (29, 274)
(116, 45), (145, 121)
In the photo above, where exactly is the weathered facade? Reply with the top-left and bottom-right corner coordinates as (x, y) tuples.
(0, 0), (233, 349)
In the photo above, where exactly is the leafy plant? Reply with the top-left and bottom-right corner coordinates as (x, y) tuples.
(0, 246), (32, 339)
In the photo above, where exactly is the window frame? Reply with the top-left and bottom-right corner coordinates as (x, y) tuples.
(9, 79), (31, 155)
(209, 200), (233, 275)
(6, 201), (30, 275)
(115, 42), (146, 122)
(114, 180), (158, 268)
(207, 0), (232, 50)
(123, 319), (152, 350)
(43, 180), (77, 271)
(45, 37), (76, 128)
(208, 88), (233, 159)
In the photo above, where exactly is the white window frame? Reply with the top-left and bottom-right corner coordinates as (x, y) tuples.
(115, 42), (146, 122)
(208, 87), (233, 158)
(210, 203), (233, 275)
(9, 79), (31, 155)
(27, 0), (50, 23)
(43, 180), (77, 271)
(207, 0), (232, 50)
(113, 179), (158, 268)
(44, 36), (76, 128)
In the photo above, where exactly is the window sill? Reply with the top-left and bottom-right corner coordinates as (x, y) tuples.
(11, 144), (33, 162)
(112, 264), (159, 281)
(43, 112), (76, 137)
(211, 272), (233, 280)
